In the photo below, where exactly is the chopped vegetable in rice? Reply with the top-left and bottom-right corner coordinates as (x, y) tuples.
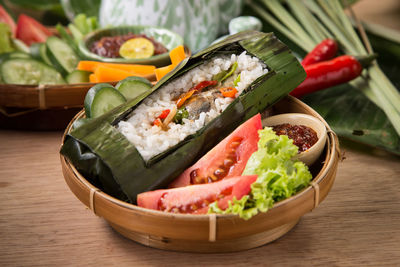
(118, 51), (269, 161)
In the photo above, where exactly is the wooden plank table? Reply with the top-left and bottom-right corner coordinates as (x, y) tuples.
(1, 0), (399, 266)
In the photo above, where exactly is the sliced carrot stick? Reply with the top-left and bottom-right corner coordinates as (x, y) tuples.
(77, 61), (100, 72)
(155, 64), (175, 81)
(94, 65), (138, 82)
(89, 73), (97, 83)
(77, 61), (156, 75)
(169, 45), (186, 66)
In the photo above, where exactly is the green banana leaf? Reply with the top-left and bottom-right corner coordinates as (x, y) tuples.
(61, 31), (306, 203)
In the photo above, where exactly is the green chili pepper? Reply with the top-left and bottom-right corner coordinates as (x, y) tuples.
(212, 61), (238, 83)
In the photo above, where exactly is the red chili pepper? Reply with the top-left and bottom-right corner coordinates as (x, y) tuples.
(192, 80), (218, 92)
(291, 54), (376, 98)
(301, 39), (338, 66)
(153, 118), (162, 126)
(158, 109), (170, 119)
(152, 109), (170, 126)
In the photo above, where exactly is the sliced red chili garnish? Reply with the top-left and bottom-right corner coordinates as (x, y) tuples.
(192, 80), (218, 92)
(153, 118), (162, 126)
(158, 109), (170, 119)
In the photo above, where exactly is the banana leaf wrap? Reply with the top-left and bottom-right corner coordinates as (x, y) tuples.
(61, 31), (306, 203)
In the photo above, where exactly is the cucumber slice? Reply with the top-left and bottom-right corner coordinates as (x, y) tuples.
(115, 76), (152, 100)
(0, 52), (30, 65)
(40, 44), (52, 65)
(30, 43), (42, 60)
(84, 83), (126, 118)
(66, 70), (91, 84)
(12, 39), (30, 53)
(46, 36), (79, 75)
(30, 43), (52, 65)
(1, 58), (65, 85)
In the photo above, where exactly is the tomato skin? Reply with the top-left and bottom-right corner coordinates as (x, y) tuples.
(16, 14), (53, 46)
(169, 113), (261, 188)
(0, 5), (16, 36)
(137, 175), (257, 214)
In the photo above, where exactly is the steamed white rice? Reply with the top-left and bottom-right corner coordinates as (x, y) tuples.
(118, 51), (268, 161)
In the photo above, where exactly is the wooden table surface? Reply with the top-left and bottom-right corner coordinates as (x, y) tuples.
(1, 1), (400, 266)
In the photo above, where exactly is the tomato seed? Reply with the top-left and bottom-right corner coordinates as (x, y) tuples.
(190, 169), (199, 184)
(214, 168), (225, 178)
(230, 141), (241, 148)
(223, 159), (234, 167)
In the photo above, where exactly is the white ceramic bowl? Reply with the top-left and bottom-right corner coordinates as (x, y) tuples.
(262, 113), (327, 166)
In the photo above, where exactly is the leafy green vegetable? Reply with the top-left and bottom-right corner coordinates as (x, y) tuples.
(173, 107), (189, 124)
(0, 23), (14, 54)
(209, 127), (312, 220)
(73, 13), (98, 36)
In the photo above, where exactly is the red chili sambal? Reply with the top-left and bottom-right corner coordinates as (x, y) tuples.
(272, 123), (318, 152)
(90, 33), (168, 58)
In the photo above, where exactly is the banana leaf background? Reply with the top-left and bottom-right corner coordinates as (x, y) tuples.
(243, 4), (400, 156)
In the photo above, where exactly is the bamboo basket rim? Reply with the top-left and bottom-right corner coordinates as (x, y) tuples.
(60, 95), (341, 221)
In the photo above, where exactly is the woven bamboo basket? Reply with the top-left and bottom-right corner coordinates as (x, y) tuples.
(60, 95), (341, 253)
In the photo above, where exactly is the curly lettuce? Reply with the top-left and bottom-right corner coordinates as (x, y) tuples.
(209, 127), (312, 220)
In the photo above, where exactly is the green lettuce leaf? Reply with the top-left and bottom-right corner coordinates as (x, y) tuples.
(209, 127), (312, 220)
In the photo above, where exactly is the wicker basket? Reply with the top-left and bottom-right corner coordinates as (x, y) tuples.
(60, 95), (340, 253)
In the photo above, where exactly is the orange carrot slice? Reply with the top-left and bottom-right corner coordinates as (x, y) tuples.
(176, 90), (196, 108)
(94, 65), (136, 82)
(77, 61), (156, 75)
(89, 73), (97, 83)
(219, 87), (238, 98)
(77, 61), (99, 72)
(155, 64), (175, 81)
(169, 45), (186, 66)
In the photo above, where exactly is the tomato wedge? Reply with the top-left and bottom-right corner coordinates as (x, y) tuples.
(16, 14), (53, 46)
(169, 113), (262, 187)
(0, 5), (16, 36)
(137, 175), (257, 214)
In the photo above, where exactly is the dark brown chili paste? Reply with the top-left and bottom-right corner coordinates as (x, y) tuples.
(90, 33), (168, 58)
(272, 123), (318, 153)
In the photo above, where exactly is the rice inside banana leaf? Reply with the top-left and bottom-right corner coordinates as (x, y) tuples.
(61, 31), (306, 203)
